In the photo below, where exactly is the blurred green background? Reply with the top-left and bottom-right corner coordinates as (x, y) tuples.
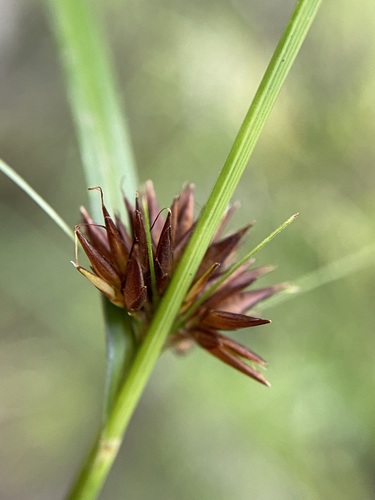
(1, 0), (375, 498)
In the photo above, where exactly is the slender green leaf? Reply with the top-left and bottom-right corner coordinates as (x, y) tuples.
(263, 242), (375, 310)
(46, 0), (138, 220)
(0, 158), (73, 241)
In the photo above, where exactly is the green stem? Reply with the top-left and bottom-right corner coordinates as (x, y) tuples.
(67, 1), (322, 498)
(102, 299), (137, 422)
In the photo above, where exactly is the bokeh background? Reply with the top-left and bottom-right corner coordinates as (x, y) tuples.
(1, 0), (375, 498)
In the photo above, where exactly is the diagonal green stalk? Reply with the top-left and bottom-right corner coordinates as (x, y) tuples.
(100, 0), (322, 436)
(67, 1), (322, 498)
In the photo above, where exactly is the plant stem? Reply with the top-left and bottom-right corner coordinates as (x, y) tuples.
(67, 1), (322, 497)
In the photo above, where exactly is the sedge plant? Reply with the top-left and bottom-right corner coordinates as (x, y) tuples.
(1, 1), (325, 499)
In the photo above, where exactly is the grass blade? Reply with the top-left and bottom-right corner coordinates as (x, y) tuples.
(46, 0), (138, 220)
(0, 158), (73, 241)
(263, 242), (375, 309)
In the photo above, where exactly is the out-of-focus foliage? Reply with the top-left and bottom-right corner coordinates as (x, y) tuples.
(0, 1), (374, 499)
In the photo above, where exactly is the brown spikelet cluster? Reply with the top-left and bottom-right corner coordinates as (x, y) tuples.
(73, 181), (284, 386)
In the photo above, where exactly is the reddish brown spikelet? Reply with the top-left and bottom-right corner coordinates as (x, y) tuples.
(155, 210), (173, 295)
(191, 329), (270, 386)
(196, 225), (251, 278)
(124, 252), (147, 311)
(200, 310), (270, 330)
(74, 181), (284, 386)
(144, 180), (164, 242)
(75, 229), (122, 289)
(171, 183), (195, 244)
(92, 187), (129, 275)
(80, 206), (111, 260)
